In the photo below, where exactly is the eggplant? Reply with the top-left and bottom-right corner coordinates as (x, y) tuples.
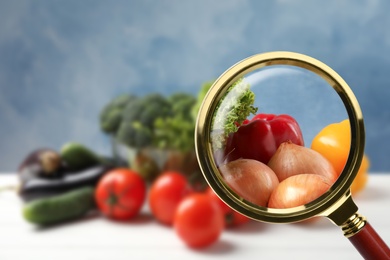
(18, 148), (65, 183)
(19, 165), (112, 202)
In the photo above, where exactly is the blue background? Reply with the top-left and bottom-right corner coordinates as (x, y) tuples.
(1, 0), (389, 172)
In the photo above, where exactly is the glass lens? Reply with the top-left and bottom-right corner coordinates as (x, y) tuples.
(209, 65), (350, 210)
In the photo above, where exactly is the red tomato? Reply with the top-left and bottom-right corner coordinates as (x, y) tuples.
(206, 188), (251, 227)
(95, 168), (146, 220)
(148, 171), (192, 226)
(174, 193), (224, 248)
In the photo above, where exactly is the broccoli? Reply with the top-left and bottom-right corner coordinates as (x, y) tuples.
(99, 94), (137, 134)
(154, 93), (197, 151)
(101, 91), (199, 151)
(121, 93), (172, 127)
(154, 116), (195, 151)
(138, 94), (172, 127)
(116, 121), (153, 148)
(168, 93), (197, 121)
(120, 98), (145, 127)
(116, 93), (173, 148)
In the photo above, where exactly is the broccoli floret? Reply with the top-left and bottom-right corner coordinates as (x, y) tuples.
(117, 93), (173, 148)
(100, 94), (137, 134)
(100, 109), (122, 134)
(116, 121), (153, 148)
(121, 98), (147, 122)
(168, 93), (196, 121)
(139, 94), (172, 127)
(104, 92), (199, 150)
(154, 93), (197, 152)
(154, 116), (195, 152)
(121, 93), (172, 127)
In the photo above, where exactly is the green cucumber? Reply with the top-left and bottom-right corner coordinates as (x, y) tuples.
(22, 186), (95, 225)
(60, 142), (103, 171)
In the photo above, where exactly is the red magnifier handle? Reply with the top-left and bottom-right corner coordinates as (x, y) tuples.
(347, 221), (390, 260)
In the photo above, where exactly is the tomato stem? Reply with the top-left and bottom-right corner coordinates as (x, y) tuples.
(225, 212), (234, 225)
(106, 193), (118, 206)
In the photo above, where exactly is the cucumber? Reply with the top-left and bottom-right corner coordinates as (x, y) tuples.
(22, 186), (96, 225)
(60, 142), (103, 171)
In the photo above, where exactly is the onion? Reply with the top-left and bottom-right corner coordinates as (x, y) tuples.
(268, 174), (331, 209)
(219, 159), (279, 207)
(267, 141), (338, 184)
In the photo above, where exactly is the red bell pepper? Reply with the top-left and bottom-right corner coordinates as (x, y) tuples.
(225, 113), (304, 164)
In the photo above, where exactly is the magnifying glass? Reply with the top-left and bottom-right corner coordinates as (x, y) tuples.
(195, 51), (390, 259)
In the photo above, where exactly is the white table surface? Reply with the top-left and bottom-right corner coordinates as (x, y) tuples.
(0, 173), (389, 260)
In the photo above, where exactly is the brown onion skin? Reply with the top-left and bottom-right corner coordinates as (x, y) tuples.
(268, 174), (331, 209)
(267, 141), (338, 184)
(219, 159), (279, 207)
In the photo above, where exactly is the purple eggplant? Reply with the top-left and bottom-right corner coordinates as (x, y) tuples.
(18, 148), (65, 183)
(19, 165), (112, 202)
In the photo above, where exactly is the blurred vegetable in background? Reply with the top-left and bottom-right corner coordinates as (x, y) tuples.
(18, 143), (114, 202)
(17, 142), (114, 225)
(95, 168), (146, 220)
(99, 88), (212, 186)
(206, 187), (250, 227)
(18, 148), (64, 183)
(100, 94), (138, 134)
(174, 193), (224, 248)
(100, 92), (196, 151)
(149, 171), (192, 226)
(23, 187), (96, 226)
(154, 93), (196, 151)
(116, 94), (172, 148)
(311, 119), (370, 194)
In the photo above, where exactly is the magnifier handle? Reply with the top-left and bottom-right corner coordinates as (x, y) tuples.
(347, 221), (390, 260)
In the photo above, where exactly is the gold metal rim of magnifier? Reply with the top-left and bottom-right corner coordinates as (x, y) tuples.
(195, 51), (365, 223)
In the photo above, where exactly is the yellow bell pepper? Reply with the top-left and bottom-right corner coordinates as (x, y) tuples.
(311, 119), (370, 194)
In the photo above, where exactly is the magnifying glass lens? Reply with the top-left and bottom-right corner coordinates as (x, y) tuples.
(209, 65), (349, 210)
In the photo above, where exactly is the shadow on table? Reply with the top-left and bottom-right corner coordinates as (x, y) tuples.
(225, 220), (271, 234)
(178, 222), (271, 255)
(102, 211), (155, 226)
(32, 210), (155, 232)
(32, 211), (102, 232)
(190, 239), (236, 255)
